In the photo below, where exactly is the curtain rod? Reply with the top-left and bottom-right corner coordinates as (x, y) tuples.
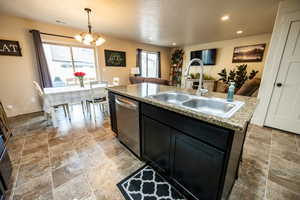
(29, 30), (74, 39)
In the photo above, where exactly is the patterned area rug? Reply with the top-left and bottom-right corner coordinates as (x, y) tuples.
(117, 165), (186, 200)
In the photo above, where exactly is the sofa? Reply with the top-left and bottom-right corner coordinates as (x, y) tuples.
(214, 78), (261, 97)
(129, 76), (170, 85)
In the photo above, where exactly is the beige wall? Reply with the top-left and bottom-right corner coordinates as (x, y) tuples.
(181, 34), (271, 83)
(0, 14), (170, 117)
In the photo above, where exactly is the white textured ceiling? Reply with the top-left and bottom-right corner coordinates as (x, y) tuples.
(0, 0), (281, 47)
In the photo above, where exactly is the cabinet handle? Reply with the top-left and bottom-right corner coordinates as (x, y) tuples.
(276, 83), (282, 87)
(115, 97), (137, 110)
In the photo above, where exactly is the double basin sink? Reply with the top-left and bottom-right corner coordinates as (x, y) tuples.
(148, 92), (244, 118)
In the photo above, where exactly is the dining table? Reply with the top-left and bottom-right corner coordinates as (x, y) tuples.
(43, 83), (109, 126)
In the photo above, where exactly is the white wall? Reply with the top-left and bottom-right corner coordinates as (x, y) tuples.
(181, 34), (271, 85)
(251, 0), (300, 126)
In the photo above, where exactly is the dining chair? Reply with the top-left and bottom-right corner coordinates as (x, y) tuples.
(86, 81), (109, 118)
(33, 81), (70, 119)
(66, 78), (77, 86)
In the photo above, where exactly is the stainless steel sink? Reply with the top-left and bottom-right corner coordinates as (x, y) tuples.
(182, 98), (244, 118)
(148, 92), (244, 118)
(150, 92), (190, 104)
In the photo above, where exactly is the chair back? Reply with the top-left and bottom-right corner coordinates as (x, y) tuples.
(66, 78), (77, 86)
(33, 81), (44, 97)
(90, 81), (108, 99)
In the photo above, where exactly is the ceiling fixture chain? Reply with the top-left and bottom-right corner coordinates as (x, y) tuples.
(74, 8), (105, 46)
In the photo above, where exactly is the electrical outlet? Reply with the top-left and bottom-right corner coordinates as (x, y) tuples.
(7, 105), (13, 109)
(31, 97), (36, 103)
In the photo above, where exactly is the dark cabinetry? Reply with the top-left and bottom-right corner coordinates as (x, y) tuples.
(142, 116), (171, 174)
(0, 101), (11, 141)
(0, 101), (12, 200)
(108, 92), (247, 200)
(141, 103), (237, 200)
(171, 130), (225, 200)
(108, 92), (118, 133)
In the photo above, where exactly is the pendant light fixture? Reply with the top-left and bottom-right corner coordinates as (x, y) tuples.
(74, 8), (105, 46)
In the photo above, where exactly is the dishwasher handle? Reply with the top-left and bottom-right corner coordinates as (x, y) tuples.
(115, 96), (138, 110)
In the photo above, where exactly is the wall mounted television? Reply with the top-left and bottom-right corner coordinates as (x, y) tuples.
(190, 48), (217, 66)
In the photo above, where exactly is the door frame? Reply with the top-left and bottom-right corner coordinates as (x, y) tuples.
(252, 10), (300, 126)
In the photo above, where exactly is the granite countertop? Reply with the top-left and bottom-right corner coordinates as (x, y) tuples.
(107, 83), (257, 131)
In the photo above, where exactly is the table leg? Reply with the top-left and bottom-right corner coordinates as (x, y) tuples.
(50, 107), (57, 127)
(81, 101), (86, 116)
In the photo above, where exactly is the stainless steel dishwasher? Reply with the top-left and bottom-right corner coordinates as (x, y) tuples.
(115, 95), (140, 157)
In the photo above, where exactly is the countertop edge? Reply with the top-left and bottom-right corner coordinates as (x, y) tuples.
(107, 87), (255, 132)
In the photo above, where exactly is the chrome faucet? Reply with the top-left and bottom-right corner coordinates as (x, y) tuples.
(184, 58), (208, 95)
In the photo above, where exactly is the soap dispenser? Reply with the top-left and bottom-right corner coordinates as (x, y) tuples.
(227, 82), (235, 102)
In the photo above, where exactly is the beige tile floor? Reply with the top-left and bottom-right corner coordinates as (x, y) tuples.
(5, 105), (300, 200)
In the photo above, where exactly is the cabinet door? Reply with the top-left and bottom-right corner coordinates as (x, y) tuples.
(142, 116), (171, 174)
(108, 92), (118, 133)
(171, 130), (225, 200)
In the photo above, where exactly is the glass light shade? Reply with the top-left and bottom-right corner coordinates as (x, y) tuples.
(83, 39), (91, 45)
(84, 33), (93, 42)
(74, 35), (82, 42)
(95, 37), (106, 46)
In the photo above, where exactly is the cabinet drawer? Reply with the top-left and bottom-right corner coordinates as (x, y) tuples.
(141, 103), (232, 150)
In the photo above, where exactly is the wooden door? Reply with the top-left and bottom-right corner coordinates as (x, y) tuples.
(265, 19), (300, 134)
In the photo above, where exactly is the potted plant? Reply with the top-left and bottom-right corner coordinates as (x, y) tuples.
(217, 64), (258, 92)
(74, 72), (86, 87)
(187, 73), (215, 92)
(203, 74), (216, 92)
(170, 49), (184, 86)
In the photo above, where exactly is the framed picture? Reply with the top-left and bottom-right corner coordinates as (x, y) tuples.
(0, 40), (22, 56)
(104, 50), (126, 67)
(232, 44), (266, 63)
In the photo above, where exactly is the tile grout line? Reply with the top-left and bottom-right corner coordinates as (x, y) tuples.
(263, 129), (273, 200)
(83, 129), (104, 199)
(10, 135), (26, 200)
(294, 134), (299, 153)
(83, 170), (97, 199)
(47, 130), (56, 200)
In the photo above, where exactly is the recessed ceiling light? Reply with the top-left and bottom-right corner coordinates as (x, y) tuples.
(221, 15), (230, 21)
(236, 30), (243, 34)
(149, 37), (153, 40)
(172, 42), (176, 46)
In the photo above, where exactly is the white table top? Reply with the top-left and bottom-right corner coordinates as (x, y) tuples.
(44, 84), (109, 94)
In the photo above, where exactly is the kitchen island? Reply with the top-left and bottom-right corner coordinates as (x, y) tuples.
(107, 83), (257, 200)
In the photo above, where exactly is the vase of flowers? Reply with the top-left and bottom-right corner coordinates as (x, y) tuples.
(74, 72), (86, 87)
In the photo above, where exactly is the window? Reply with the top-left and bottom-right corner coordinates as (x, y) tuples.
(141, 51), (160, 78)
(43, 43), (97, 87)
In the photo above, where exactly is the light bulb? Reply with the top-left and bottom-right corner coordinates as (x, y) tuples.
(96, 37), (106, 46)
(74, 35), (82, 42)
(84, 34), (93, 42)
(83, 39), (91, 45)
(221, 15), (230, 21)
